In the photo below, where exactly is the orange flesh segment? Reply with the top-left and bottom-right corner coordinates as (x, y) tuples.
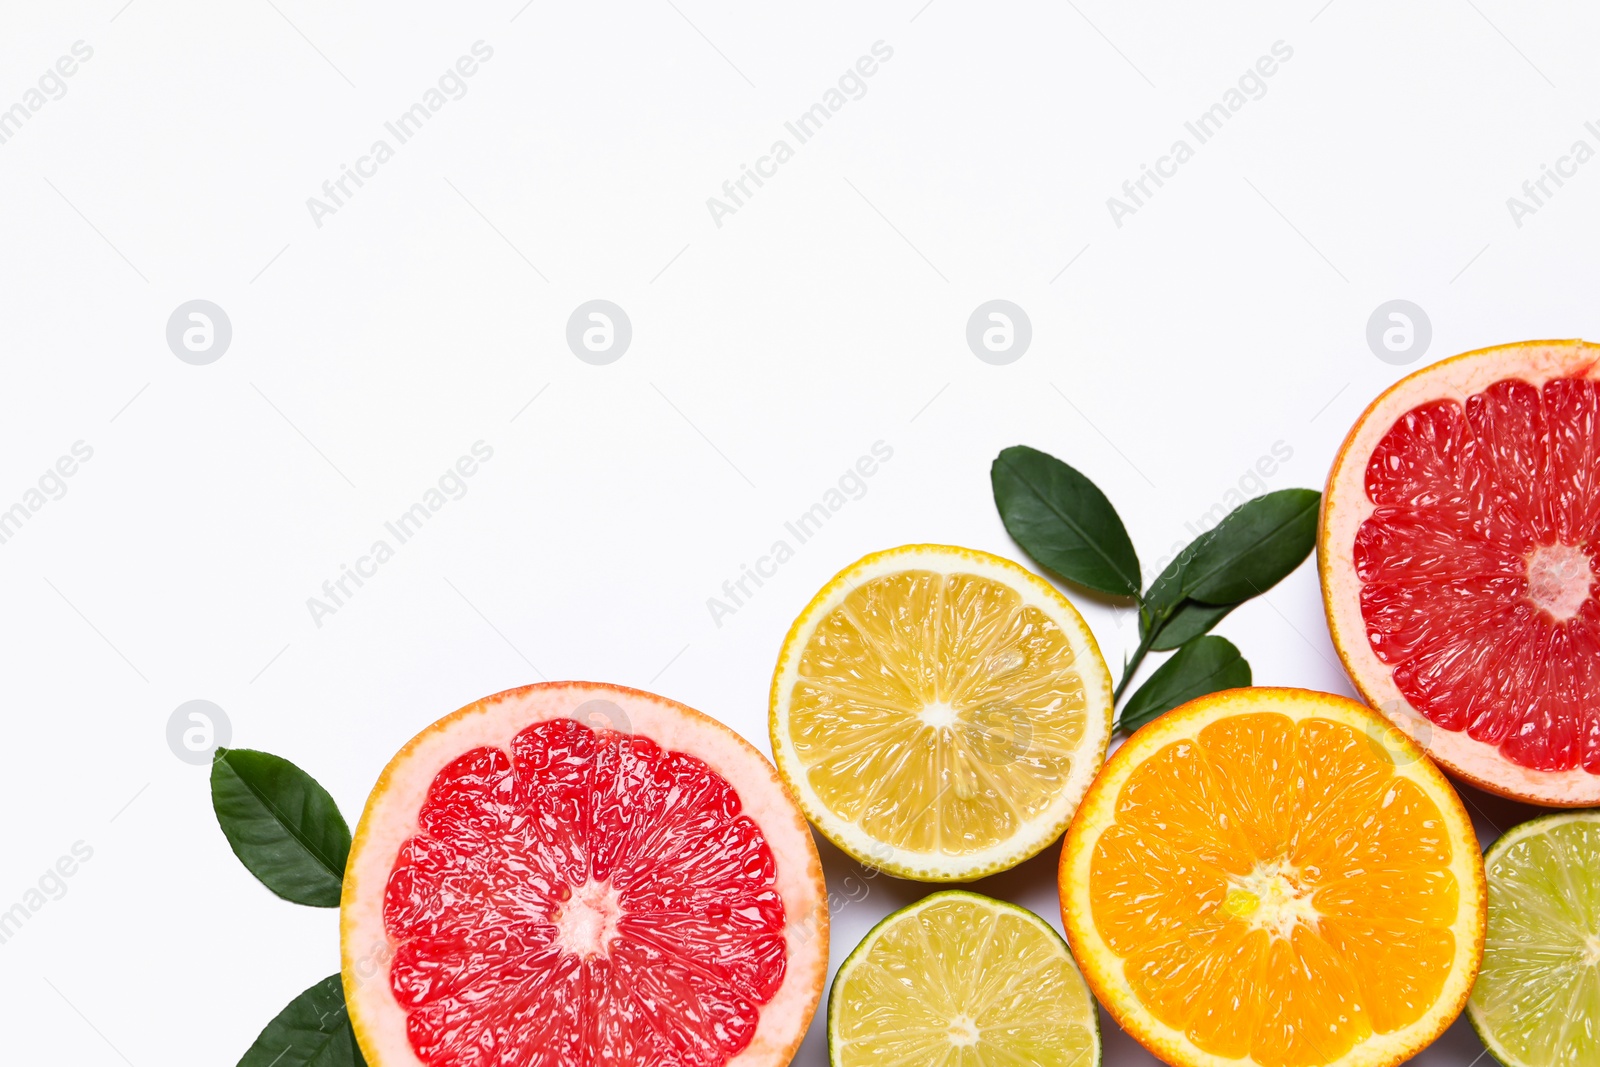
(1088, 714), (1460, 1067)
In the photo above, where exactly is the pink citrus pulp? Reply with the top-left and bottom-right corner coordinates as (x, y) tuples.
(1321, 340), (1600, 805)
(341, 682), (828, 1067)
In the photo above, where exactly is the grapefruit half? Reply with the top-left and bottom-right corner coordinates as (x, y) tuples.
(341, 682), (827, 1067)
(1321, 339), (1600, 806)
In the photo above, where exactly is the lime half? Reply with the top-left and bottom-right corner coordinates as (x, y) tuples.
(1468, 811), (1600, 1067)
(829, 890), (1100, 1067)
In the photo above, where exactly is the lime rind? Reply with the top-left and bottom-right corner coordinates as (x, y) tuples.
(1467, 810), (1600, 1067)
(828, 890), (1101, 1067)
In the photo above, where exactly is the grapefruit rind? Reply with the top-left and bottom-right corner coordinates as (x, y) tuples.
(826, 889), (1101, 1067)
(769, 544), (1114, 882)
(340, 681), (828, 1067)
(1465, 810), (1600, 1067)
(1320, 338), (1600, 807)
(1060, 687), (1486, 1067)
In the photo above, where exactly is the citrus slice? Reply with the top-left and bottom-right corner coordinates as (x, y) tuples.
(1321, 339), (1600, 806)
(769, 544), (1113, 881)
(1467, 811), (1600, 1067)
(341, 682), (828, 1067)
(828, 890), (1100, 1067)
(1061, 687), (1485, 1067)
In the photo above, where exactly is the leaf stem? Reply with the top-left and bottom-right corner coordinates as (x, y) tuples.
(1113, 616), (1160, 706)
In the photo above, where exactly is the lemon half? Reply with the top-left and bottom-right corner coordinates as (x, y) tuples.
(769, 544), (1112, 881)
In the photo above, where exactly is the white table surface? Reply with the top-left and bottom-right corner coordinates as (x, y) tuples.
(1, 2), (1591, 1063)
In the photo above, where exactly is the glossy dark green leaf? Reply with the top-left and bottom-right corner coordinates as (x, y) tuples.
(1148, 600), (1237, 651)
(1118, 636), (1251, 733)
(1180, 489), (1321, 605)
(992, 446), (1141, 598)
(239, 974), (366, 1067)
(212, 748), (350, 907)
(1139, 531), (1211, 638)
(1138, 530), (1231, 650)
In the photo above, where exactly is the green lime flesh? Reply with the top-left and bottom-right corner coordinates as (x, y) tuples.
(1468, 811), (1600, 1067)
(828, 890), (1101, 1067)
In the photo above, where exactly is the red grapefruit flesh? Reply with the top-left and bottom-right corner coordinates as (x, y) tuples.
(341, 683), (827, 1067)
(1322, 340), (1600, 806)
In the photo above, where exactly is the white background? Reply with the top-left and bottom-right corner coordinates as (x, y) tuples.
(0, 1), (1591, 1063)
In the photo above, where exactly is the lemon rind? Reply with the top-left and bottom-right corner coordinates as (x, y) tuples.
(769, 544), (1114, 881)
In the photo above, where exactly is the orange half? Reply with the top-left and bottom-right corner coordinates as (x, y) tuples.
(1060, 688), (1484, 1067)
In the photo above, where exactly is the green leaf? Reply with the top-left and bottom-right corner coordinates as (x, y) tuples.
(991, 446), (1141, 598)
(1180, 489), (1321, 605)
(212, 748), (350, 907)
(1139, 532), (1210, 637)
(1118, 636), (1251, 733)
(1137, 530), (1231, 650)
(239, 974), (366, 1067)
(1148, 600), (1236, 651)
(1140, 565), (1186, 630)
(1138, 490), (1319, 649)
